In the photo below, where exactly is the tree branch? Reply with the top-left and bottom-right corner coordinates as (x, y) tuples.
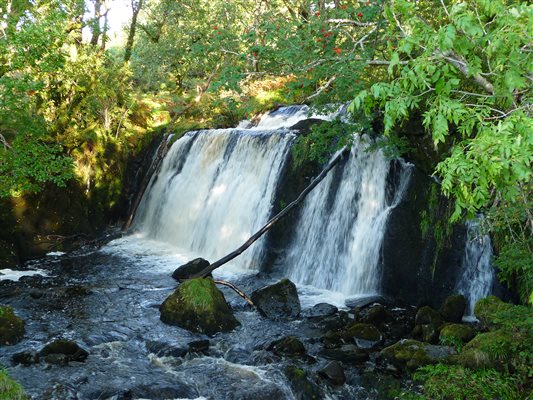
(214, 280), (254, 306)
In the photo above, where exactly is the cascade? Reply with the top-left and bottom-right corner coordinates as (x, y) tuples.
(455, 219), (495, 317)
(282, 138), (412, 296)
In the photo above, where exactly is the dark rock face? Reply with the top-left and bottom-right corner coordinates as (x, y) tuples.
(160, 278), (240, 336)
(171, 258), (210, 281)
(381, 164), (467, 308)
(39, 340), (89, 364)
(0, 306), (25, 345)
(318, 361), (346, 386)
(440, 294), (466, 323)
(268, 336), (306, 357)
(251, 278), (301, 320)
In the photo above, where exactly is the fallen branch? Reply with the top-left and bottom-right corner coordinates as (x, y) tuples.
(214, 280), (255, 306)
(190, 146), (351, 278)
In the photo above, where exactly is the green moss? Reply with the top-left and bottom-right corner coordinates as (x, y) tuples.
(439, 324), (476, 348)
(0, 306), (24, 346)
(455, 330), (515, 370)
(381, 340), (446, 371)
(474, 296), (513, 328)
(160, 278), (240, 336)
(345, 323), (382, 342)
(0, 368), (28, 400)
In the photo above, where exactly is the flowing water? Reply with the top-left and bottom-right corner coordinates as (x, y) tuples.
(455, 219), (495, 318)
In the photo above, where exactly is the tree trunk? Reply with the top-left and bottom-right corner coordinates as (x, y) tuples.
(124, 0), (143, 62)
(190, 147), (350, 278)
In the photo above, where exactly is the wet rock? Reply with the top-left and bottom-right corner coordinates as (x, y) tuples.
(39, 340), (89, 363)
(380, 339), (456, 371)
(63, 285), (92, 297)
(345, 296), (386, 309)
(318, 361), (346, 386)
(251, 278), (301, 320)
(42, 383), (78, 400)
(440, 294), (466, 323)
(12, 350), (40, 365)
(0, 305), (25, 345)
(360, 304), (392, 326)
(415, 306), (443, 327)
(88, 382), (198, 400)
(145, 340), (187, 358)
(160, 277), (239, 336)
(289, 118), (325, 135)
(171, 258), (210, 281)
(317, 310), (351, 331)
(284, 365), (322, 400)
(302, 303), (338, 318)
(188, 339), (209, 353)
(319, 344), (369, 364)
(268, 336), (306, 357)
(344, 323), (382, 349)
(439, 323), (476, 344)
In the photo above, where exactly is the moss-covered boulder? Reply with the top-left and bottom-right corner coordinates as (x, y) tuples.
(267, 336), (306, 357)
(319, 344), (369, 364)
(160, 278), (239, 336)
(380, 339), (456, 371)
(345, 323), (382, 349)
(440, 294), (466, 323)
(439, 323), (476, 344)
(284, 365), (322, 400)
(0, 306), (25, 346)
(415, 306), (443, 327)
(453, 330), (514, 370)
(251, 278), (301, 320)
(474, 296), (512, 328)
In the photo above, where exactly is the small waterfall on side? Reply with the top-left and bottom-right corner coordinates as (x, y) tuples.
(133, 128), (294, 271)
(455, 219), (495, 318)
(282, 137), (412, 296)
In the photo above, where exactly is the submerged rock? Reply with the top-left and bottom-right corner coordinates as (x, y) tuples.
(40, 340), (89, 364)
(0, 305), (25, 345)
(160, 277), (239, 336)
(171, 258), (210, 281)
(440, 294), (466, 323)
(284, 365), (322, 400)
(380, 339), (456, 371)
(251, 278), (301, 320)
(318, 361), (346, 386)
(12, 350), (40, 365)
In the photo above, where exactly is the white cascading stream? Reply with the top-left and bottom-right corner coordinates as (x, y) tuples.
(283, 137), (412, 296)
(133, 128), (294, 271)
(455, 219), (495, 317)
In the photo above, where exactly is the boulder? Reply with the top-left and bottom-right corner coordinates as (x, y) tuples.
(268, 336), (306, 357)
(0, 306), (25, 345)
(145, 340), (187, 358)
(415, 306), (443, 327)
(160, 278), (239, 336)
(188, 339), (210, 353)
(40, 340), (89, 364)
(319, 344), (369, 364)
(360, 304), (392, 326)
(171, 258), (210, 281)
(318, 361), (346, 386)
(12, 350), (40, 365)
(439, 323), (476, 344)
(344, 323), (382, 349)
(474, 296), (512, 328)
(284, 365), (322, 400)
(453, 330), (513, 370)
(380, 339), (456, 371)
(251, 278), (301, 320)
(440, 294), (466, 323)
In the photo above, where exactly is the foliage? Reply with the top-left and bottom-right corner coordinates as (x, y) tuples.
(0, 368), (27, 400)
(409, 364), (521, 400)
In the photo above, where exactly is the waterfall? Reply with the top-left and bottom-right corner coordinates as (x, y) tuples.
(455, 219), (495, 318)
(133, 128), (294, 271)
(282, 138), (412, 296)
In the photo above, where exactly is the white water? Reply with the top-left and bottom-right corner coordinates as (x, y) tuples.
(133, 128), (294, 271)
(283, 138), (412, 296)
(455, 219), (495, 318)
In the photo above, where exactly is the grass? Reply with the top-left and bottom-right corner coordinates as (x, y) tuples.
(0, 369), (27, 400)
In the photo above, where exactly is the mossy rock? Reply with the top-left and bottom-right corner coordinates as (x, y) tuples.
(160, 278), (239, 336)
(380, 339), (456, 371)
(284, 366), (322, 400)
(439, 323), (476, 344)
(0, 306), (25, 346)
(251, 278), (301, 320)
(267, 336), (306, 357)
(439, 294), (466, 323)
(474, 296), (512, 328)
(415, 306), (443, 327)
(344, 322), (382, 348)
(453, 330), (514, 370)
